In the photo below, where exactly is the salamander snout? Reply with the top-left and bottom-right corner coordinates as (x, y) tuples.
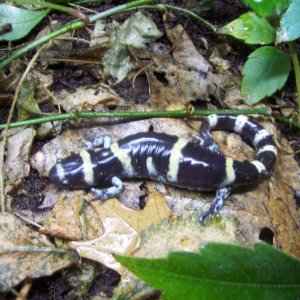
(49, 162), (70, 187)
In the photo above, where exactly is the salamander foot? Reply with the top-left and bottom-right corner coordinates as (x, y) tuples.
(88, 176), (125, 202)
(198, 187), (231, 224)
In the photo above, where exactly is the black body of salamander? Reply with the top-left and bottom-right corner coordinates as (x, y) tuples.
(49, 115), (277, 222)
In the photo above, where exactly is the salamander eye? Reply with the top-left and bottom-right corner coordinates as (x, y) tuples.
(62, 179), (70, 185)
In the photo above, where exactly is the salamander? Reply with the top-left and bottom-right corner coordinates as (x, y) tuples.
(49, 115), (277, 222)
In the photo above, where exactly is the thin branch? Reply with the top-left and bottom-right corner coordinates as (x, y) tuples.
(0, 44), (47, 213)
(126, 4), (217, 32)
(0, 108), (271, 130)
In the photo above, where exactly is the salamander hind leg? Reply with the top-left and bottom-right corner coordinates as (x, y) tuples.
(198, 187), (231, 224)
(88, 176), (125, 202)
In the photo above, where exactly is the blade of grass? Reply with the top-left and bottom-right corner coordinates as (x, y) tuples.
(288, 42), (300, 122)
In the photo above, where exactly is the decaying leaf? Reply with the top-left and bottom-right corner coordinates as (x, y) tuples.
(68, 184), (171, 272)
(4, 127), (36, 185)
(56, 84), (122, 112)
(90, 20), (109, 48)
(36, 20), (72, 67)
(103, 11), (162, 83)
(131, 12), (240, 110)
(69, 202), (141, 272)
(0, 70), (21, 106)
(17, 77), (41, 121)
(39, 191), (104, 241)
(0, 213), (75, 292)
(96, 184), (172, 234)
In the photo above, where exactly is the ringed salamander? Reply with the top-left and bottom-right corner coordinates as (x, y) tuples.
(49, 115), (277, 222)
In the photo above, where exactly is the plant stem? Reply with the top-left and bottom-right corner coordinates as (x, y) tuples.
(0, 45), (47, 213)
(125, 4), (217, 32)
(13, 0), (76, 14)
(274, 114), (300, 130)
(0, 0), (158, 69)
(12, 0), (89, 25)
(288, 42), (300, 122)
(0, 108), (271, 130)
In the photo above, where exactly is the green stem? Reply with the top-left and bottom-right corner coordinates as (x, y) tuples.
(75, 0), (104, 3)
(274, 114), (300, 130)
(12, 0), (89, 25)
(288, 42), (300, 122)
(0, 108), (270, 130)
(126, 4), (217, 32)
(12, 0), (76, 14)
(0, 0), (158, 69)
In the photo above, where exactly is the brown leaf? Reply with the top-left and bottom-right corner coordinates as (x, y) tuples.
(56, 84), (122, 112)
(265, 180), (300, 257)
(68, 184), (171, 271)
(40, 191), (103, 241)
(0, 213), (75, 292)
(95, 183), (172, 234)
(4, 127), (36, 184)
(131, 12), (239, 110)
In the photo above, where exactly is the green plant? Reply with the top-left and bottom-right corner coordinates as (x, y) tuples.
(219, 0), (300, 121)
(116, 242), (300, 300)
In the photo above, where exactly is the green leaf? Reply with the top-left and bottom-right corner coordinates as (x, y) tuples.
(0, 4), (48, 41)
(116, 243), (300, 300)
(241, 46), (291, 104)
(219, 13), (275, 45)
(277, 0), (300, 42)
(241, 0), (290, 18)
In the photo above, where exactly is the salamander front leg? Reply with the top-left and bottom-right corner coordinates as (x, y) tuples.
(88, 176), (125, 202)
(198, 187), (231, 224)
(85, 134), (112, 150)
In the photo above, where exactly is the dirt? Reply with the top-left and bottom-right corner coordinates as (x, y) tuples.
(0, 0), (299, 299)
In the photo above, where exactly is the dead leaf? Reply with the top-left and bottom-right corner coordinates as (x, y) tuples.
(40, 191), (103, 241)
(56, 84), (122, 112)
(114, 215), (238, 298)
(69, 203), (140, 272)
(36, 20), (72, 67)
(265, 180), (300, 257)
(0, 213), (75, 292)
(95, 184), (172, 234)
(131, 12), (239, 110)
(0, 70), (21, 106)
(103, 11), (162, 83)
(209, 46), (231, 74)
(4, 127), (36, 184)
(89, 20), (109, 48)
(17, 77), (41, 121)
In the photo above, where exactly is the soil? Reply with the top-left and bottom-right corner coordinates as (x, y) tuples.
(0, 0), (299, 299)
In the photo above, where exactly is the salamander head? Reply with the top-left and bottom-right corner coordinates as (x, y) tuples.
(49, 150), (95, 189)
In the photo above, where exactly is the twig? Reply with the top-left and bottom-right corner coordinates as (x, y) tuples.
(0, 44), (47, 213)
(125, 4), (217, 32)
(0, 108), (271, 130)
